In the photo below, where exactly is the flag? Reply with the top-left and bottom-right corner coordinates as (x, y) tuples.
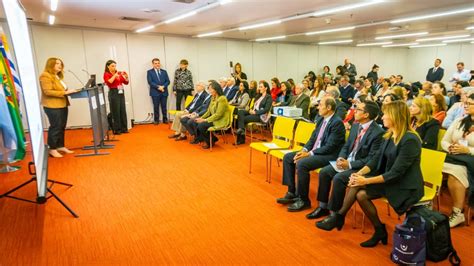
(0, 81), (18, 163)
(0, 28), (25, 161)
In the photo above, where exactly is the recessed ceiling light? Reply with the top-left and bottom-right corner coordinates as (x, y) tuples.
(382, 42), (419, 47)
(409, 43), (447, 48)
(466, 26), (474, 30)
(220, 0), (233, 4)
(416, 35), (470, 42)
(391, 7), (474, 24)
(305, 26), (355, 36)
(313, 0), (384, 17)
(318, 39), (353, 45)
(136, 25), (155, 33)
(197, 31), (223, 38)
(164, 11), (197, 24)
(48, 15), (55, 25)
(255, 36), (286, 42)
(356, 41), (393, 47)
(239, 20), (281, 31)
(442, 37), (474, 43)
(50, 0), (58, 11)
(375, 32), (428, 40)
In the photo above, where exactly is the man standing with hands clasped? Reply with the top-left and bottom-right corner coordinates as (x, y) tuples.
(147, 58), (170, 124)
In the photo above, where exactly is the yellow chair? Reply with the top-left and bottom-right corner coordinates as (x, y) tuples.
(168, 95), (194, 118)
(437, 129), (446, 151)
(249, 116), (296, 182)
(361, 148), (446, 232)
(208, 105), (235, 151)
(268, 120), (315, 183)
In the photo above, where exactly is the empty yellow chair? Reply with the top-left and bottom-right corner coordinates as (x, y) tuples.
(168, 95), (194, 117)
(249, 116), (296, 182)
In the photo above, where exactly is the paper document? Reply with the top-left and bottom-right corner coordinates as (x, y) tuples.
(98, 93), (105, 105)
(91, 96), (97, 110)
(279, 149), (292, 154)
(263, 143), (279, 149)
(329, 161), (345, 173)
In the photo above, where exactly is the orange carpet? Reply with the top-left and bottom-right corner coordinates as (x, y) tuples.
(0, 124), (472, 265)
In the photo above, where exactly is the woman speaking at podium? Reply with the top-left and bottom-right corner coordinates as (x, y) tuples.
(103, 60), (129, 135)
(39, 57), (78, 158)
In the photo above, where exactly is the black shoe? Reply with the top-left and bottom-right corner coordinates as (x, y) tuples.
(113, 131), (122, 135)
(306, 207), (330, 219)
(190, 139), (200, 145)
(121, 130), (129, 134)
(153, 121), (159, 125)
(276, 192), (297, 204)
(236, 128), (244, 135)
(175, 135), (187, 141)
(287, 198), (311, 212)
(360, 224), (388, 248)
(202, 143), (210, 149)
(162, 120), (169, 124)
(168, 133), (180, 139)
(316, 213), (345, 231)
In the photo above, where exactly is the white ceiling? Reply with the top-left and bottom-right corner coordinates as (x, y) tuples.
(10, 0), (474, 45)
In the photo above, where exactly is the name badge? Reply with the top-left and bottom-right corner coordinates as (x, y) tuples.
(118, 85), (124, 94)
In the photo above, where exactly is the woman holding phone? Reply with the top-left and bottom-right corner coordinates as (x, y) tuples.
(104, 60), (129, 135)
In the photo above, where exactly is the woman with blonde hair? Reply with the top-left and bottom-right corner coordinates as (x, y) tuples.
(410, 97), (440, 150)
(317, 101), (424, 248)
(39, 57), (78, 158)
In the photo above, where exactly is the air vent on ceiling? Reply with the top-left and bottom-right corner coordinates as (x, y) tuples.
(173, 0), (195, 3)
(388, 26), (403, 32)
(120, 16), (149, 22)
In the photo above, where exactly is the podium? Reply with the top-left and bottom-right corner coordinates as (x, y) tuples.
(70, 82), (114, 157)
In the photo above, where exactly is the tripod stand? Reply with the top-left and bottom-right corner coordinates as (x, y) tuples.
(0, 162), (79, 218)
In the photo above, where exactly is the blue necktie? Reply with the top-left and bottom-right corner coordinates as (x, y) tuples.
(156, 69), (161, 82)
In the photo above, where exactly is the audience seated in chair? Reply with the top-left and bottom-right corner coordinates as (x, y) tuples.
(429, 93), (447, 126)
(190, 80), (230, 149)
(235, 80), (273, 145)
(306, 101), (384, 220)
(443, 86), (474, 129)
(223, 77), (238, 101)
(314, 86), (347, 121)
(409, 97), (440, 150)
(316, 101), (424, 249)
(229, 80), (250, 113)
(169, 81), (209, 141)
(276, 97), (346, 212)
(272, 81), (292, 108)
(441, 93), (474, 227)
(288, 83), (310, 119)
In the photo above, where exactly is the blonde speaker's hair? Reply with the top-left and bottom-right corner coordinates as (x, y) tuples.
(382, 100), (416, 145)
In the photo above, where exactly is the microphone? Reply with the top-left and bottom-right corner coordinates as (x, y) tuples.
(82, 69), (90, 76)
(67, 69), (86, 87)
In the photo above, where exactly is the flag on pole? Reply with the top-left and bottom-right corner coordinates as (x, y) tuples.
(0, 28), (25, 161)
(0, 80), (18, 163)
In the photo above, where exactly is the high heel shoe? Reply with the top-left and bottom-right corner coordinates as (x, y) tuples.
(57, 147), (74, 154)
(360, 224), (388, 248)
(49, 149), (63, 158)
(316, 213), (345, 231)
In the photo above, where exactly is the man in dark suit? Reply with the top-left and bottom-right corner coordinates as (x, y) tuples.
(344, 58), (357, 84)
(426, 58), (445, 83)
(338, 75), (355, 109)
(306, 101), (384, 219)
(393, 75), (405, 87)
(181, 93), (212, 143)
(277, 97), (346, 211)
(147, 58), (170, 124)
(169, 81), (208, 141)
(322, 87), (347, 120)
(223, 78), (238, 101)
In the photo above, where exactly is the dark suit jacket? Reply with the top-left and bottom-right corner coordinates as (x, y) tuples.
(367, 71), (378, 83)
(224, 86), (238, 101)
(195, 95), (211, 117)
(289, 94), (310, 119)
(253, 94), (273, 116)
(345, 64), (357, 83)
(147, 68), (170, 97)
(415, 118), (440, 150)
(304, 114), (346, 158)
(426, 67), (444, 82)
(186, 91), (208, 114)
(339, 121), (384, 170)
(313, 99), (347, 122)
(367, 132), (424, 214)
(339, 84), (355, 107)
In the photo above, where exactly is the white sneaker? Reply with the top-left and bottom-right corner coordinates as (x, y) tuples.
(49, 149), (63, 158)
(449, 212), (465, 228)
(57, 147), (74, 154)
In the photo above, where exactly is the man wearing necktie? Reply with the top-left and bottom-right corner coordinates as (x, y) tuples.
(426, 58), (445, 83)
(147, 58), (170, 124)
(276, 97), (346, 212)
(307, 101), (384, 220)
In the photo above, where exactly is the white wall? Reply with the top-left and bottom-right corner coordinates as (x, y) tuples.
(11, 24), (474, 127)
